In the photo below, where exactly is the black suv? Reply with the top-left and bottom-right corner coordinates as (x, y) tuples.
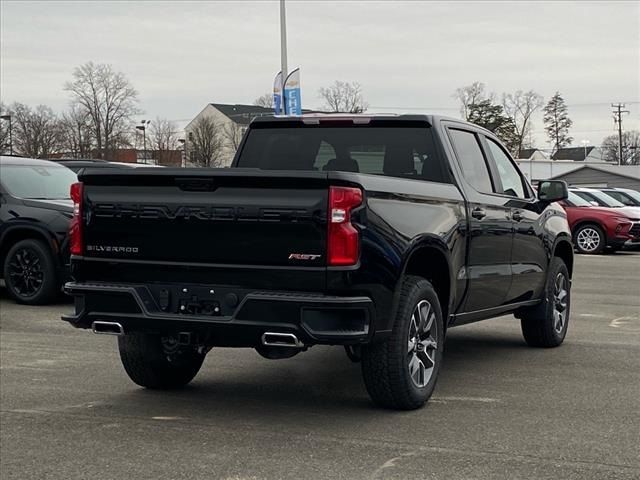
(0, 156), (77, 304)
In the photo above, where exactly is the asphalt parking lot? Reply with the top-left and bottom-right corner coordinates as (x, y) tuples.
(1, 253), (639, 480)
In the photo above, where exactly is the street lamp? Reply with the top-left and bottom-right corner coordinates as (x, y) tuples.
(581, 139), (590, 161)
(178, 138), (186, 168)
(0, 114), (12, 155)
(136, 120), (151, 163)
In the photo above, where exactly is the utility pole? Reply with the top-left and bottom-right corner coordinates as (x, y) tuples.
(611, 103), (629, 165)
(280, 0), (288, 87)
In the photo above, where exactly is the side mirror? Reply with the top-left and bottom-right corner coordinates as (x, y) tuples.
(537, 180), (568, 202)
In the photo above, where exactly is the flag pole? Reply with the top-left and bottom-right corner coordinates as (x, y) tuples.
(280, 0), (288, 103)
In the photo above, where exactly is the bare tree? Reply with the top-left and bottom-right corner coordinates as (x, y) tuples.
(222, 122), (245, 152)
(149, 117), (179, 152)
(10, 103), (61, 158)
(453, 81), (488, 120)
(602, 130), (640, 165)
(502, 90), (544, 158)
(189, 116), (224, 167)
(64, 62), (140, 158)
(59, 105), (94, 158)
(253, 93), (274, 109)
(318, 81), (368, 113)
(0, 102), (10, 154)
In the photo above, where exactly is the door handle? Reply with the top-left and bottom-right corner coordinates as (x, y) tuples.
(511, 210), (524, 222)
(471, 208), (487, 220)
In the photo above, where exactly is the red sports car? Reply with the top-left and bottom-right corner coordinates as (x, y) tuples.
(560, 192), (640, 254)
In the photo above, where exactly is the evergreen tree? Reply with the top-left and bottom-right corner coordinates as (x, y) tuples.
(543, 92), (573, 154)
(468, 100), (518, 155)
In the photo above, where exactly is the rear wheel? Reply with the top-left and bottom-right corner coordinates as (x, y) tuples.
(3, 239), (59, 305)
(118, 333), (206, 389)
(574, 224), (605, 254)
(361, 276), (444, 410)
(520, 257), (570, 348)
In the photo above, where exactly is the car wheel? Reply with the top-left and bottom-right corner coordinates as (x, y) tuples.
(361, 275), (444, 410)
(3, 239), (59, 305)
(574, 224), (605, 254)
(520, 257), (570, 348)
(118, 333), (206, 389)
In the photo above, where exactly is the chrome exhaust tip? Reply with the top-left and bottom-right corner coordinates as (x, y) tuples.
(261, 332), (304, 348)
(92, 321), (124, 336)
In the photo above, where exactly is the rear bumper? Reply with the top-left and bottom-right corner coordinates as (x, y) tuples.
(62, 282), (375, 347)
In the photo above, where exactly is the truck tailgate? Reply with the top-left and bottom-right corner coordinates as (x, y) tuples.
(79, 169), (329, 271)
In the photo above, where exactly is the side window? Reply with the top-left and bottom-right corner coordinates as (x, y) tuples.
(448, 129), (493, 193)
(485, 138), (526, 198)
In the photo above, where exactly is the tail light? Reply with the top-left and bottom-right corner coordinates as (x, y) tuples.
(69, 182), (84, 255)
(328, 186), (363, 266)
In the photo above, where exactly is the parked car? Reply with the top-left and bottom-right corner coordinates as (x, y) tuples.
(62, 114), (573, 410)
(560, 191), (640, 254)
(0, 156), (77, 304)
(570, 187), (640, 218)
(598, 187), (640, 207)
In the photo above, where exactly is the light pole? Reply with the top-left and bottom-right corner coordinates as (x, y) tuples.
(280, 0), (288, 85)
(136, 120), (151, 163)
(0, 114), (12, 155)
(581, 139), (590, 161)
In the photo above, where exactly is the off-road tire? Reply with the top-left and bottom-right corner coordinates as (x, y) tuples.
(361, 276), (444, 410)
(520, 257), (571, 348)
(118, 333), (206, 389)
(3, 239), (59, 305)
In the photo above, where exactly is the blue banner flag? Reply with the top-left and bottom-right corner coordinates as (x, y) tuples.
(283, 68), (301, 116)
(273, 71), (283, 115)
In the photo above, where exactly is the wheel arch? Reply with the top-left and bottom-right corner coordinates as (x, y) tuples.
(571, 220), (605, 237)
(552, 238), (574, 278)
(0, 226), (59, 276)
(396, 238), (454, 328)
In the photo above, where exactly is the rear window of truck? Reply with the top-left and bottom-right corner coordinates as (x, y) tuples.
(236, 125), (451, 184)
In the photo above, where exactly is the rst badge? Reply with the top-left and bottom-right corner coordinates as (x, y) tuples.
(288, 253), (322, 261)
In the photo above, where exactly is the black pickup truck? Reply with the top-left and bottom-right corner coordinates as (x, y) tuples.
(63, 115), (573, 410)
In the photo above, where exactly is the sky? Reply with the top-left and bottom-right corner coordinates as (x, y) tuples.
(1, 0), (639, 148)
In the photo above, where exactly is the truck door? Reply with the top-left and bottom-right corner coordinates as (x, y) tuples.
(482, 137), (547, 303)
(446, 128), (513, 311)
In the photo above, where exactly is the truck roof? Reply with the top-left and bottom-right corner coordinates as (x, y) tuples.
(250, 113), (462, 125)
(249, 113), (487, 132)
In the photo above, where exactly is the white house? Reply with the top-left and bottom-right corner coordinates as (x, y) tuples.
(517, 148), (548, 161)
(551, 146), (604, 162)
(184, 103), (274, 167)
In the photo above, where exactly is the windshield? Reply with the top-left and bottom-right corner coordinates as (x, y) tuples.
(236, 125), (450, 183)
(0, 164), (77, 199)
(585, 190), (626, 207)
(625, 190), (640, 202)
(567, 191), (592, 207)
(613, 189), (640, 205)
(573, 190), (625, 208)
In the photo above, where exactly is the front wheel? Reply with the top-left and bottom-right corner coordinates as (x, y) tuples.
(118, 333), (206, 389)
(361, 276), (444, 410)
(520, 257), (571, 348)
(574, 224), (605, 254)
